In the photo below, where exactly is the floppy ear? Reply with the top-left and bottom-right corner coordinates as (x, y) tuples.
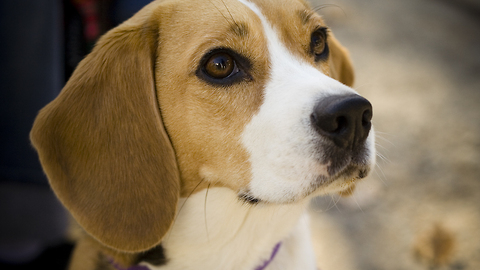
(30, 13), (180, 253)
(328, 34), (355, 87)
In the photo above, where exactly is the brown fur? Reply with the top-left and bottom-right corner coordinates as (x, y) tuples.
(30, 0), (355, 268)
(30, 3), (179, 253)
(153, 0), (270, 196)
(246, 0), (355, 87)
(328, 34), (355, 87)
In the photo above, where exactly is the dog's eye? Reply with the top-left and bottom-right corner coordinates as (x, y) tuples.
(204, 52), (238, 79)
(311, 28), (329, 61)
(197, 48), (251, 85)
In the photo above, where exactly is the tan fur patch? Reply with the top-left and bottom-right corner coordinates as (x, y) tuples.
(244, 0), (330, 73)
(154, 0), (269, 196)
(31, 1), (180, 253)
(238, 0), (354, 86)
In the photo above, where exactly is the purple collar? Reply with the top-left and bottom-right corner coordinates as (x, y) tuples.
(109, 259), (149, 270)
(110, 242), (282, 270)
(255, 242), (283, 270)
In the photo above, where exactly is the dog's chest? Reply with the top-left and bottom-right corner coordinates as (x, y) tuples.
(144, 187), (316, 270)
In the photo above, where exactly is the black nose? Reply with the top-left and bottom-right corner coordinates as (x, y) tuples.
(311, 94), (373, 149)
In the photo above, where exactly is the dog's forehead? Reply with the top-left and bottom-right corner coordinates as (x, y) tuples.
(237, 0), (314, 24)
(158, 0), (323, 41)
(234, 0), (327, 63)
(154, 0), (327, 72)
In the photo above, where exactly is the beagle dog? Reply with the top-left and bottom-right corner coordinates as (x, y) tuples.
(30, 0), (375, 269)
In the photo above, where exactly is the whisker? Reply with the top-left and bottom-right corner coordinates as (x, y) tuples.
(376, 151), (389, 163)
(353, 82), (375, 92)
(220, 0), (241, 30)
(374, 134), (393, 164)
(374, 163), (388, 187)
(314, 4), (347, 17)
(326, 195), (336, 212)
(333, 194), (342, 213)
(178, 179), (205, 217)
(351, 192), (364, 213)
(374, 130), (392, 135)
(324, 194), (341, 212)
(165, 178), (205, 241)
(204, 183), (211, 242)
(207, 0), (231, 24)
(375, 142), (390, 152)
(375, 133), (396, 147)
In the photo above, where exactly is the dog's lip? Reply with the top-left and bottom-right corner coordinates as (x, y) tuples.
(332, 163), (369, 181)
(238, 163), (370, 205)
(316, 163), (370, 187)
(239, 192), (261, 204)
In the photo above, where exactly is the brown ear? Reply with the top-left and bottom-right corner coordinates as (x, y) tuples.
(30, 13), (179, 252)
(328, 34), (355, 87)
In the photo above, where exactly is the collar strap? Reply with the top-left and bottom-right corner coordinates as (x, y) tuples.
(109, 258), (149, 270)
(255, 242), (282, 270)
(109, 241), (282, 270)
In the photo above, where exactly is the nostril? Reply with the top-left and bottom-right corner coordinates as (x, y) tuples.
(334, 115), (348, 133)
(313, 113), (348, 134)
(362, 109), (372, 129)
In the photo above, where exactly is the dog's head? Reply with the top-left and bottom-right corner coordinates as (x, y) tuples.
(31, 0), (374, 253)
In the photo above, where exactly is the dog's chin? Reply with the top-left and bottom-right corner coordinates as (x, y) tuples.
(238, 163), (371, 205)
(311, 163), (371, 196)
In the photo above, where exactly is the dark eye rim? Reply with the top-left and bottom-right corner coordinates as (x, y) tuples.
(310, 27), (329, 62)
(196, 47), (252, 86)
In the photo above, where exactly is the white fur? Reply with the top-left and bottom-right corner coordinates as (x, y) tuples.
(238, 0), (372, 203)
(148, 188), (315, 270)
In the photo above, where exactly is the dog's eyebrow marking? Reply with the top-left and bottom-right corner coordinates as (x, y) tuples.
(208, 0), (241, 30)
(298, 9), (314, 25)
(230, 22), (249, 37)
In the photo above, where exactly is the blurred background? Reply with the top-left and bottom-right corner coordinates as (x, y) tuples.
(1, 0), (479, 269)
(308, 0), (480, 269)
(0, 1), (152, 269)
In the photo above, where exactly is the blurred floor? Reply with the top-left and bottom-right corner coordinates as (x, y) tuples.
(308, 0), (480, 269)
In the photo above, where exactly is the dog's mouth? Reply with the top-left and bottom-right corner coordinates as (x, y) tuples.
(314, 163), (370, 191)
(238, 148), (373, 205)
(238, 165), (370, 205)
(239, 192), (261, 204)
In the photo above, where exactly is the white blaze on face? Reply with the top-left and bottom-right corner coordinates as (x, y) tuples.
(237, 0), (363, 203)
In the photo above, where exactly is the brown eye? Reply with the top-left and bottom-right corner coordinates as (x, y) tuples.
(204, 53), (236, 79)
(197, 48), (251, 85)
(311, 28), (329, 61)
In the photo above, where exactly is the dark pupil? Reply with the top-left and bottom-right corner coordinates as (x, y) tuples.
(312, 33), (325, 54)
(206, 53), (234, 79)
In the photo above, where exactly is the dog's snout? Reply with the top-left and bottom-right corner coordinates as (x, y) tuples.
(311, 95), (372, 149)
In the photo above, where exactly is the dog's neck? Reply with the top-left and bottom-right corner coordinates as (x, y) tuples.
(142, 187), (316, 270)
(110, 241), (283, 270)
